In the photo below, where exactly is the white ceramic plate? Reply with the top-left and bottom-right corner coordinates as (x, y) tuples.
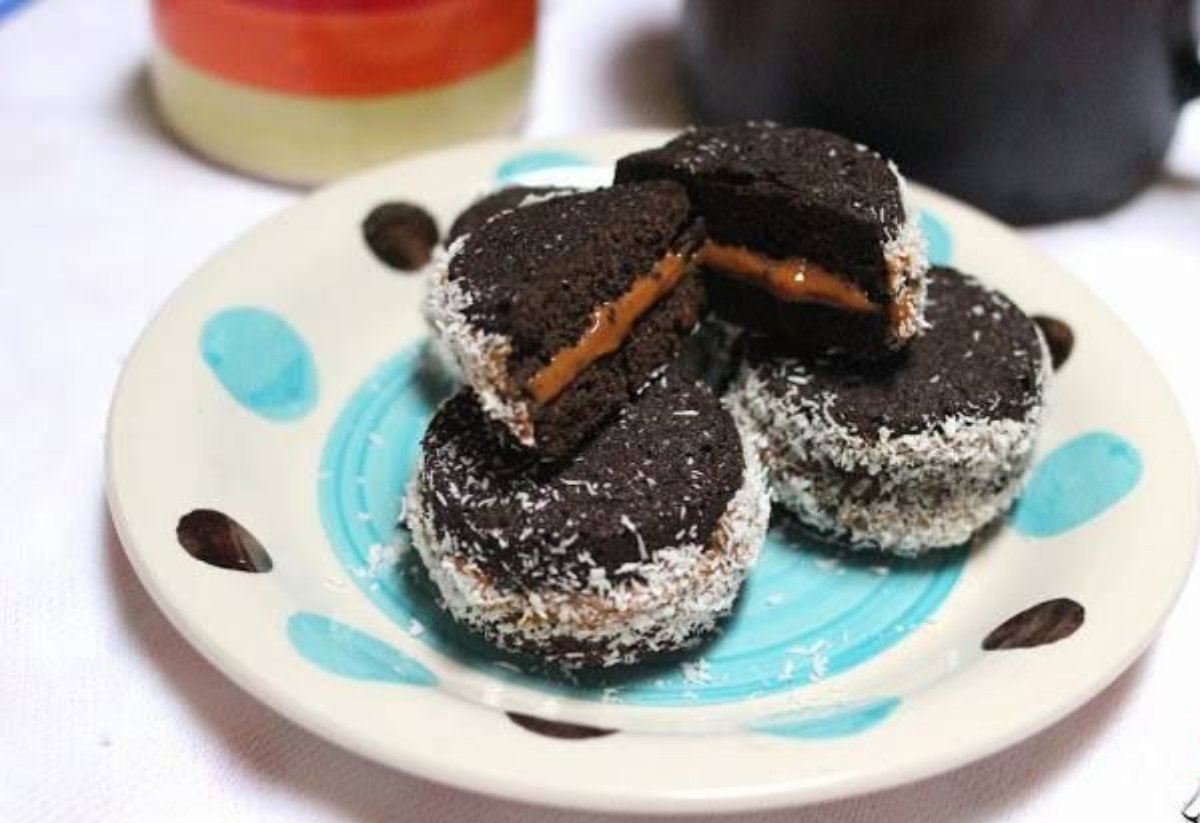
(106, 130), (1199, 814)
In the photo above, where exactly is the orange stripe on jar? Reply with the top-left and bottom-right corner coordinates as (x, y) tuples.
(151, 0), (536, 97)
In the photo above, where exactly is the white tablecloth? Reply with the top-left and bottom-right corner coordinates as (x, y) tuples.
(3, 1), (1200, 820)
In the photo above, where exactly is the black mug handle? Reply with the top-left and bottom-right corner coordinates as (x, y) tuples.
(1173, 0), (1200, 100)
(1176, 48), (1200, 100)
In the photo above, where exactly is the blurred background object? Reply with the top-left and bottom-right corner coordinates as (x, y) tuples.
(150, 0), (536, 185)
(681, 0), (1200, 224)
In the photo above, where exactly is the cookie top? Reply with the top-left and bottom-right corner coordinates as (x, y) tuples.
(417, 372), (744, 592)
(445, 185), (572, 245)
(743, 266), (1047, 437)
(619, 125), (902, 228)
(615, 125), (908, 289)
(446, 181), (698, 379)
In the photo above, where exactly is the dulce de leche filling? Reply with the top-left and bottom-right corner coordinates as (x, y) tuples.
(526, 252), (688, 405)
(697, 241), (878, 313)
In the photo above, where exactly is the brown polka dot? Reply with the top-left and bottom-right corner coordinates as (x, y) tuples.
(506, 712), (616, 740)
(177, 509), (272, 573)
(363, 202), (439, 271)
(1033, 315), (1074, 370)
(982, 598), (1084, 650)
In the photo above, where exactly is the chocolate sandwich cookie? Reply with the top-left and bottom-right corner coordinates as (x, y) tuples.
(406, 372), (769, 667)
(616, 124), (928, 359)
(728, 266), (1050, 555)
(427, 182), (705, 456)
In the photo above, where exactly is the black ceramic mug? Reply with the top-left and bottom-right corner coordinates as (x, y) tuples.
(681, 0), (1200, 223)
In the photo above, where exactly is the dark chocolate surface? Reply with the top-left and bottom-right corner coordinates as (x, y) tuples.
(677, 314), (746, 391)
(446, 186), (571, 246)
(615, 125), (904, 299)
(449, 182), (697, 371)
(746, 266), (1045, 437)
(419, 372), (743, 593)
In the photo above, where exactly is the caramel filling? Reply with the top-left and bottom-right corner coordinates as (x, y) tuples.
(526, 252), (689, 405)
(697, 241), (878, 313)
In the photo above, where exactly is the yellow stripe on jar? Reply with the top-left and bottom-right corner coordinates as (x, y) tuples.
(150, 45), (533, 185)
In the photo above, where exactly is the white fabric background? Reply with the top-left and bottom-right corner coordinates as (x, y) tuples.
(2, 1), (1199, 820)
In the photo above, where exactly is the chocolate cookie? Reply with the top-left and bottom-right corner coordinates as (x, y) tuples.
(728, 266), (1050, 555)
(616, 125), (928, 360)
(427, 182), (705, 456)
(406, 372), (769, 667)
(445, 185), (573, 245)
(423, 187), (574, 390)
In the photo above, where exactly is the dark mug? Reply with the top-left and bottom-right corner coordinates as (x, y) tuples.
(681, 0), (1200, 224)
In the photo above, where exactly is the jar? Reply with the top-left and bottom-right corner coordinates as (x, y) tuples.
(150, 0), (536, 185)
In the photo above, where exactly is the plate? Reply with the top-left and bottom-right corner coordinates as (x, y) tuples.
(106, 130), (1199, 813)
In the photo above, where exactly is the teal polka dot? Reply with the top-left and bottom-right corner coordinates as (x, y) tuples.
(918, 210), (953, 265)
(287, 612), (436, 686)
(1012, 431), (1142, 537)
(495, 150), (591, 182)
(200, 307), (317, 421)
(749, 697), (900, 738)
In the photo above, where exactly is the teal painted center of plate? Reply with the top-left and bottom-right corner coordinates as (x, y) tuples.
(317, 344), (965, 706)
(749, 697), (901, 738)
(918, 209), (954, 265)
(287, 612), (437, 686)
(495, 150), (592, 182)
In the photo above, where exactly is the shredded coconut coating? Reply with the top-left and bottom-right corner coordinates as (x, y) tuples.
(405, 428), (770, 668)
(425, 238), (535, 446)
(728, 324), (1051, 556)
(883, 162), (930, 345)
